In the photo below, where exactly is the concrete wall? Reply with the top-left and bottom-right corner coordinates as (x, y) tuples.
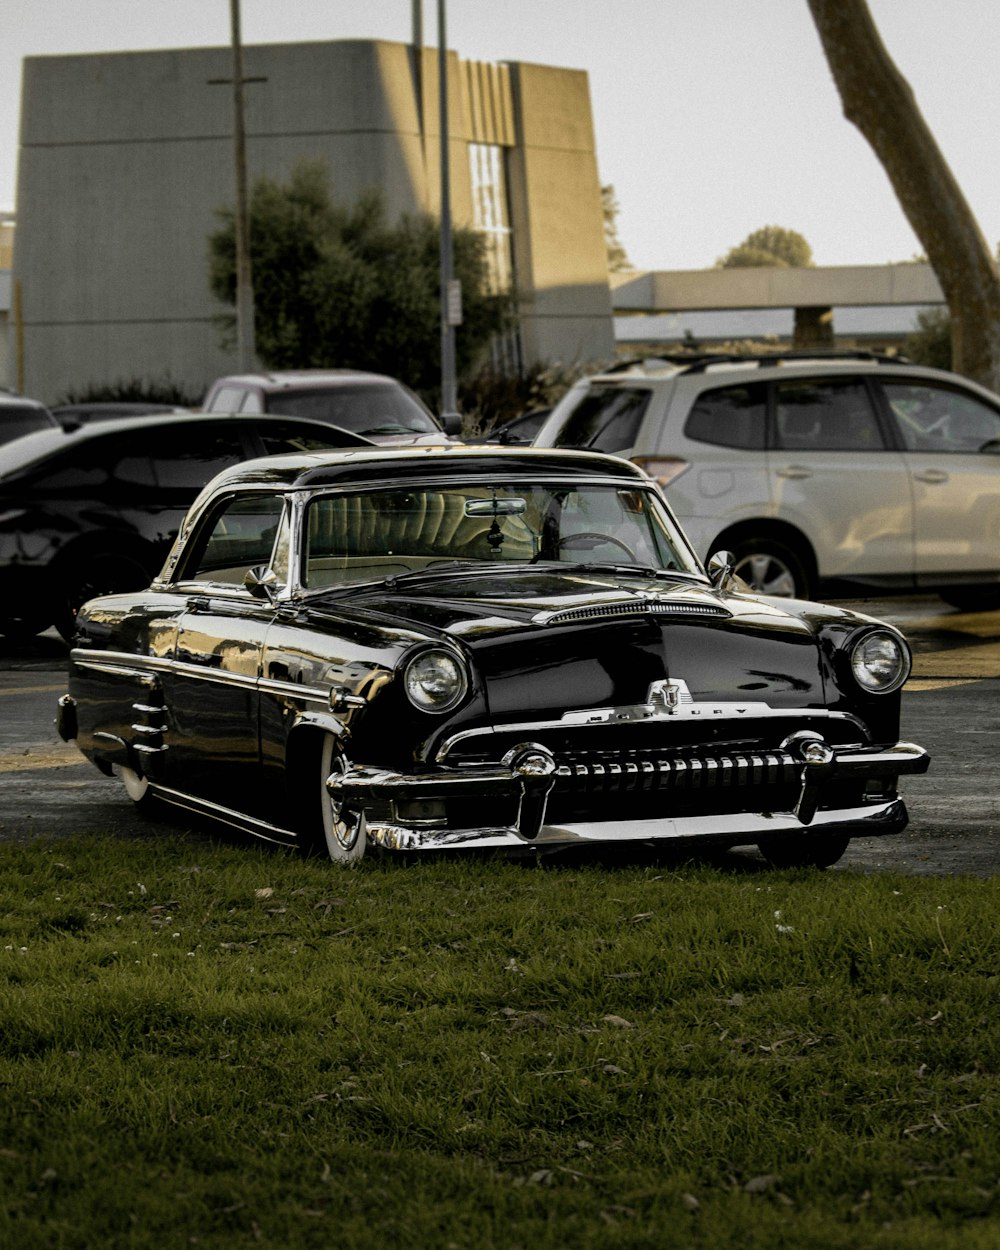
(13, 39), (614, 404)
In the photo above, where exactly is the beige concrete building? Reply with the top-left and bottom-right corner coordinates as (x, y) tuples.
(12, 39), (615, 404)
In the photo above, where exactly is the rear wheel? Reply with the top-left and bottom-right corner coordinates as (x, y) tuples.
(116, 765), (160, 815)
(55, 549), (154, 641)
(724, 536), (812, 599)
(757, 833), (850, 869)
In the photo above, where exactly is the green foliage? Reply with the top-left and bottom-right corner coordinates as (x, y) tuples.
(56, 378), (204, 407)
(460, 358), (607, 433)
(718, 225), (815, 269)
(904, 307), (953, 371)
(1, 834), (999, 1249)
(208, 160), (509, 394)
(601, 183), (632, 273)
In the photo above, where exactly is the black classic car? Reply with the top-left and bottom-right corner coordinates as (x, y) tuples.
(57, 445), (929, 867)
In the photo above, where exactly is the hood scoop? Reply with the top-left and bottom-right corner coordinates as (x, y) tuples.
(533, 596), (732, 627)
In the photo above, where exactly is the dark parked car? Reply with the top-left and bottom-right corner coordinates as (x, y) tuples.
(0, 411), (369, 640)
(203, 369), (458, 442)
(52, 401), (189, 428)
(58, 445), (929, 868)
(0, 394), (59, 445)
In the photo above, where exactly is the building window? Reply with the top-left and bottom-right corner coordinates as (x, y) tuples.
(469, 143), (520, 373)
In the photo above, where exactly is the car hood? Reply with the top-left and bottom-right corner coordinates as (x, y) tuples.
(308, 567), (829, 716)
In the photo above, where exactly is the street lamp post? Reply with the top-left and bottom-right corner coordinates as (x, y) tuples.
(230, 0), (256, 372)
(438, 0), (459, 422)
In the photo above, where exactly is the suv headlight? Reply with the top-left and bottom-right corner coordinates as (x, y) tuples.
(850, 629), (910, 693)
(403, 648), (468, 713)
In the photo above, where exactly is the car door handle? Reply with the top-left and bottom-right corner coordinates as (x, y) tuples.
(912, 468), (949, 484)
(775, 465), (813, 480)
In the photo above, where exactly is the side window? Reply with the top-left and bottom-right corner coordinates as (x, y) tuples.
(552, 387), (651, 454)
(180, 494), (285, 584)
(145, 427), (245, 489)
(774, 379), (884, 451)
(882, 382), (1000, 453)
(205, 385), (246, 413)
(684, 384), (766, 449)
(239, 391), (264, 414)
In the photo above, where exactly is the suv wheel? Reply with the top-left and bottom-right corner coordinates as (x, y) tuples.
(726, 537), (812, 599)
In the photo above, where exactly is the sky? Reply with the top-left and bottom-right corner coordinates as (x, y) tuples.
(2, 0), (999, 272)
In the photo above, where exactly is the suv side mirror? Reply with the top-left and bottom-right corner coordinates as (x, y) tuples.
(440, 413), (463, 437)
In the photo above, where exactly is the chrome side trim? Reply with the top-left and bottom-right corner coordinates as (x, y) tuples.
(71, 648), (331, 706)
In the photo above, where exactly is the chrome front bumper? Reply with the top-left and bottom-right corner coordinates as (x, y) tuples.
(326, 739), (931, 854)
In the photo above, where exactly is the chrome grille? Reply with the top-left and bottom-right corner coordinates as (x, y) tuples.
(554, 749), (799, 793)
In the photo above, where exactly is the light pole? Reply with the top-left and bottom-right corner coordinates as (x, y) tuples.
(230, 0), (256, 372)
(438, 0), (459, 422)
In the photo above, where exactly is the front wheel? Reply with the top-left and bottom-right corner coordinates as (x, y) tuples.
(721, 537), (812, 599)
(307, 734), (367, 865)
(757, 833), (850, 869)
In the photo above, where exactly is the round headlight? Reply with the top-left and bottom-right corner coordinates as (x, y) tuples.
(403, 648), (468, 713)
(850, 629), (910, 694)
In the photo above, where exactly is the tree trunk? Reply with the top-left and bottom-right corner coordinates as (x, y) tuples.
(807, 0), (1000, 391)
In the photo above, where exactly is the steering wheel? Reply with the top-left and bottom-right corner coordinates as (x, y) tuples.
(555, 531), (637, 560)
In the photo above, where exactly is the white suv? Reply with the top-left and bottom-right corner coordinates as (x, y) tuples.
(533, 352), (1000, 609)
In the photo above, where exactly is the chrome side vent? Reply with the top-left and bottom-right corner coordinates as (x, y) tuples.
(131, 699), (169, 756)
(535, 600), (731, 626)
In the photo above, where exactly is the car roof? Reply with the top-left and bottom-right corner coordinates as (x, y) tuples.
(0, 411), (370, 478)
(582, 352), (993, 393)
(0, 393), (51, 412)
(208, 369), (405, 392)
(190, 444), (653, 497)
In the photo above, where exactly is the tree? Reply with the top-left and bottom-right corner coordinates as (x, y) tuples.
(601, 184), (632, 272)
(717, 225), (814, 269)
(808, 0), (1000, 391)
(209, 160), (508, 395)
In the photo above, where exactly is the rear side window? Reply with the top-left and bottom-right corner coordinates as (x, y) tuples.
(143, 426), (245, 488)
(774, 379), (885, 451)
(552, 386), (650, 453)
(684, 384), (766, 449)
(882, 382), (1000, 453)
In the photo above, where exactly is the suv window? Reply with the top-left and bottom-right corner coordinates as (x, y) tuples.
(266, 384), (439, 435)
(882, 382), (1000, 453)
(774, 379), (885, 451)
(554, 386), (651, 453)
(684, 383), (766, 450)
(205, 384), (248, 413)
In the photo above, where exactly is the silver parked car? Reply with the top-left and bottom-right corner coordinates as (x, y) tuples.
(533, 352), (1000, 610)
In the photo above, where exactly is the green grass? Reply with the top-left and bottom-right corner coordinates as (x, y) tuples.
(0, 830), (997, 1249)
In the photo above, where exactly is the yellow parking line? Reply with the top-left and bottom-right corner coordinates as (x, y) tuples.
(0, 683), (66, 696)
(910, 640), (1000, 680)
(905, 677), (979, 692)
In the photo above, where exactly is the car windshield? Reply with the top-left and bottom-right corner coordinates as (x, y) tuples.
(266, 384), (440, 436)
(302, 482), (698, 590)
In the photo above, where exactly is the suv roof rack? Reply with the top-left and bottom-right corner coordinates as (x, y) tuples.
(674, 348), (909, 375)
(603, 349), (908, 379)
